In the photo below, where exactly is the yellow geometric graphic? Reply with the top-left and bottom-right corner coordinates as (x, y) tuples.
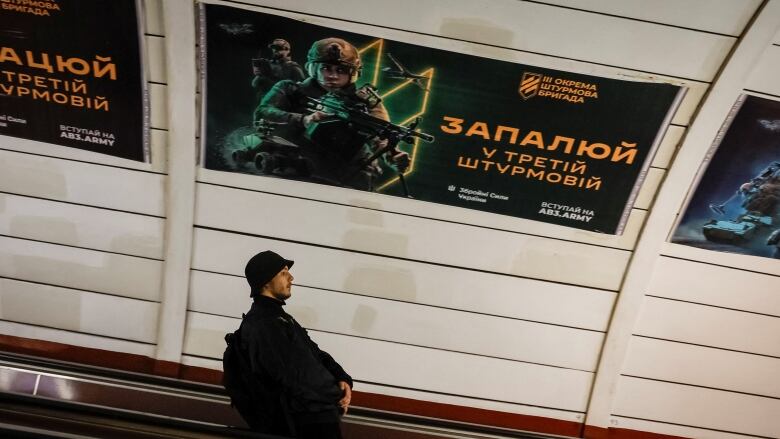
(376, 69), (434, 191)
(357, 39), (435, 192)
(357, 39), (384, 86)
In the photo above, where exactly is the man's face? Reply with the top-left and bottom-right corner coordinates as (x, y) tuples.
(271, 46), (290, 60)
(262, 266), (294, 301)
(316, 63), (350, 91)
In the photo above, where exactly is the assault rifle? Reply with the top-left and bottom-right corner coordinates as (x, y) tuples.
(305, 94), (434, 197)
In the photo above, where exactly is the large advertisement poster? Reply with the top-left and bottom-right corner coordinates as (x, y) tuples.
(672, 95), (780, 260)
(0, 0), (148, 162)
(200, 4), (684, 234)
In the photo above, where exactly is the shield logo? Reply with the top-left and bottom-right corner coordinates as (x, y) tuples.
(518, 72), (542, 100)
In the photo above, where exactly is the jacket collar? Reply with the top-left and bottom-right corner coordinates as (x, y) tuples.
(251, 294), (286, 312)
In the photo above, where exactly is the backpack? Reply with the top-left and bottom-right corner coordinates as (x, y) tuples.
(222, 315), (294, 434)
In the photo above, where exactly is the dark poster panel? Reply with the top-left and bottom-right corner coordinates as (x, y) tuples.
(672, 95), (780, 260)
(200, 4), (683, 234)
(0, 0), (148, 162)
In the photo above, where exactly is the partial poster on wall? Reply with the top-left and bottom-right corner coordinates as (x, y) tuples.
(200, 3), (684, 234)
(0, 0), (149, 162)
(672, 94), (780, 259)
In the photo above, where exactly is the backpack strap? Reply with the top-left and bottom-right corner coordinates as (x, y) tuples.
(224, 313), (246, 346)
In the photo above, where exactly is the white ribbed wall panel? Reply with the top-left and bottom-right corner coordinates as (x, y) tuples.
(0, 236), (162, 302)
(539, 0), (761, 36)
(0, 193), (165, 259)
(0, 150), (165, 216)
(623, 337), (780, 399)
(197, 168), (649, 251)
(662, 241), (780, 277)
(0, 320), (156, 357)
(652, 125), (685, 169)
(648, 257), (780, 315)
(187, 282), (603, 371)
(190, 227), (618, 328)
(143, 0), (163, 35)
(746, 44), (780, 96)
(0, 278), (159, 343)
(610, 417), (769, 439)
(149, 82), (168, 131)
(188, 264), (614, 332)
(194, 183), (631, 290)
(146, 36), (167, 84)
(613, 376), (780, 438)
(635, 296), (780, 360)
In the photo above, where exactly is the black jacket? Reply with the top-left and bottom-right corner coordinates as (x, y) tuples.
(240, 296), (352, 427)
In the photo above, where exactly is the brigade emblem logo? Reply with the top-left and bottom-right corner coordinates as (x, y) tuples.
(518, 72), (542, 100)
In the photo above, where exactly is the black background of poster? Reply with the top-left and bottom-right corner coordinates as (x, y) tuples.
(202, 4), (681, 233)
(672, 95), (780, 258)
(0, 0), (146, 161)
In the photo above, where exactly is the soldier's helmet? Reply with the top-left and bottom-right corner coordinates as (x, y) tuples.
(305, 37), (362, 82)
(268, 38), (291, 51)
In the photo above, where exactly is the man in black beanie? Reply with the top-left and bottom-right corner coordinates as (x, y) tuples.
(239, 250), (352, 438)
